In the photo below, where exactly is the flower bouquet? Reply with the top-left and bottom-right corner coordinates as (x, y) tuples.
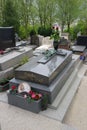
(50, 26), (60, 42)
(50, 25), (60, 50)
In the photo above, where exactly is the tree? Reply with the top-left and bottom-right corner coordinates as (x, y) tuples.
(19, 0), (34, 38)
(36, 0), (56, 28)
(56, 0), (81, 33)
(0, 0), (6, 25)
(2, 0), (20, 32)
(56, 0), (67, 32)
(80, 0), (87, 23)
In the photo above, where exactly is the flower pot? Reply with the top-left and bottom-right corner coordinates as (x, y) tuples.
(53, 41), (59, 50)
(7, 92), (42, 113)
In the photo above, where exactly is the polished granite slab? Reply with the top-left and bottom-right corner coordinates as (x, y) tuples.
(15, 49), (72, 86)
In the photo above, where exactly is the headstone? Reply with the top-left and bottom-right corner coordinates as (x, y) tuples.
(0, 27), (15, 50)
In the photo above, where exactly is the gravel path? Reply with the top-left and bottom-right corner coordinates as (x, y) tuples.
(63, 73), (87, 130)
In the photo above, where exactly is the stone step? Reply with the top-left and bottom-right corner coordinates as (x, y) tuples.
(48, 68), (78, 109)
(40, 64), (85, 122)
(48, 58), (82, 109)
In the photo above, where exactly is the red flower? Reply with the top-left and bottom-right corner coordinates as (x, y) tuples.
(34, 94), (40, 100)
(52, 26), (55, 29)
(11, 85), (16, 90)
(0, 50), (4, 55)
(56, 27), (59, 30)
(29, 90), (34, 95)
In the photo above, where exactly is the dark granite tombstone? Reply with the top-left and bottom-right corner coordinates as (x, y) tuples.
(15, 49), (72, 86)
(0, 26), (15, 50)
(76, 35), (87, 48)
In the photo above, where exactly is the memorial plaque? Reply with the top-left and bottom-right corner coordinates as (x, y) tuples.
(15, 49), (72, 86)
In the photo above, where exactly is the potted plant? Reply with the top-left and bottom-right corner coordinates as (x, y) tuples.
(0, 78), (10, 92)
(7, 85), (48, 113)
(50, 25), (60, 50)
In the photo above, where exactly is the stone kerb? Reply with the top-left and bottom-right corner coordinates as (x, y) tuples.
(0, 46), (33, 79)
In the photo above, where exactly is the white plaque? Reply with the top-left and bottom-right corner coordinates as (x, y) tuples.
(18, 82), (31, 93)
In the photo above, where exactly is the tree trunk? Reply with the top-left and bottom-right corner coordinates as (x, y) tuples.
(67, 22), (70, 33)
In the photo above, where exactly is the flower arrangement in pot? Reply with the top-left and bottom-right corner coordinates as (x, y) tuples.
(9, 83), (42, 101)
(50, 24), (60, 51)
(7, 82), (48, 113)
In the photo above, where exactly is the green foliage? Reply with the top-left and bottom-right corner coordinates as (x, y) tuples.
(50, 27), (60, 41)
(19, 26), (29, 39)
(56, 0), (81, 32)
(20, 56), (29, 65)
(30, 29), (37, 36)
(1, 0), (87, 40)
(2, 0), (20, 32)
(0, 78), (9, 85)
(41, 94), (48, 110)
(38, 26), (52, 36)
(64, 20), (87, 40)
(19, 26), (37, 39)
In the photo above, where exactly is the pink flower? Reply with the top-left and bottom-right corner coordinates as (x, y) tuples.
(31, 93), (36, 99)
(29, 90), (42, 100)
(38, 93), (42, 98)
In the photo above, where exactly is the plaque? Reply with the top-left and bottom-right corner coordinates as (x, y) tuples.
(18, 82), (31, 93)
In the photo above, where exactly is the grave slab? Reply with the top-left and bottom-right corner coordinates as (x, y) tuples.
(15, 49), (72, 85)
(71, 45), (86, 53)
(0, 46), (33, 71)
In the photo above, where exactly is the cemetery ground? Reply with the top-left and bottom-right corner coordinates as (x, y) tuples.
(0, 64), (87, 130)
(0, 43), (87, 130)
